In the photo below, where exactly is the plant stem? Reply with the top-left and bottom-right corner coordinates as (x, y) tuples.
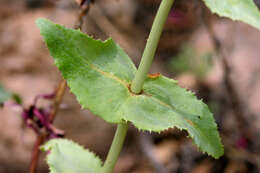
(102, 1), (175, 172)
(29, 80), (66, 173)
(131, 0), (175, 94)
(49, 80), (67, 123)
(29, 135), (45, 173)
(102, 123), (128, 173)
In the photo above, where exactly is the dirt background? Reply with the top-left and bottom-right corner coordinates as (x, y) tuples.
(1, 0), (260, 173)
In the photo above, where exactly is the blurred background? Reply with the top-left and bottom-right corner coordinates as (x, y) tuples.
(1, 0), (260, 172)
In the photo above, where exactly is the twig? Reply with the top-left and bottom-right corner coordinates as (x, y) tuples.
(48, 80), (67, 123)
(89, 4), (141, 59)
(203, 11), (253, 143)
(29, 1), (93, 173)
(29, 80), (67, 173)
(74, 0), (93, 30)
(29, 135), (45, 173)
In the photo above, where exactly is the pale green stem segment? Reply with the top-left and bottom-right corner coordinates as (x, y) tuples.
(101, 123), (128, 173)
(102, 0), (175, 172)
(131, 0), (175, 94)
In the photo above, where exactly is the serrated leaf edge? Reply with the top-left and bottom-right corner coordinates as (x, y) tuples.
(125, 76), (224, 159)
(37, 18), (224, 158)
(41, 138), (103, 173)
(202, 0), (260, 29)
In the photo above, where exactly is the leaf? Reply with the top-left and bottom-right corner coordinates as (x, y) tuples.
(202, 0), (260, 29)
(0, 84), (11, 105)
(37, 18), (223, 158)
(141, 76), (223, 157)
(41, 139), (103, 173)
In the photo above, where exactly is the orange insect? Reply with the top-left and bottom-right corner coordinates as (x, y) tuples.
(147, 73), (161, 79)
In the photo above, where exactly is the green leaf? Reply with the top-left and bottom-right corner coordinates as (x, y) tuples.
(0, 84), (11, 105)
(36, 18), (223, 158)
(141, 76), (223, 157)
(41, 139), (103, 173)
(37, 18), (137, 123)
(202, 0), (260, 29)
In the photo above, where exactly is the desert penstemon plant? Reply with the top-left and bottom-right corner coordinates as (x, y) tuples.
(36, 0), (260, 172)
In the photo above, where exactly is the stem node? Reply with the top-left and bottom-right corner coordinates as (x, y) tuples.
(102, 0), (175, 172)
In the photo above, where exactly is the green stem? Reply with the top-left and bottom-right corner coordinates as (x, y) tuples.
(102, 0), (175, 172)
(102, 123), (128, 173)
(131, 0), (175, 94)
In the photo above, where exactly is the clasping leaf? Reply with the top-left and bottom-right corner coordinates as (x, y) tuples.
(37, 18), (224, 158)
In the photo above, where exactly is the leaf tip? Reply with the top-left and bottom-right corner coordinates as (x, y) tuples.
(35, 18), (52, 31)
